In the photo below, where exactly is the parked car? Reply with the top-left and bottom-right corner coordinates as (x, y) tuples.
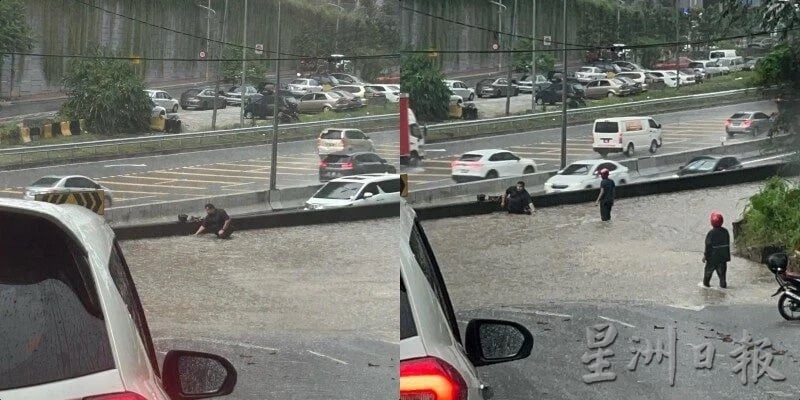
(535, 83), (585, 105)
(298, 91), (351, 113)
(478, 78), (520, 98)
(646, 71), (679, 87)
(614, 76), (644, 95)
(743, 57), (763, 71)
(330, 73), (366, 84)
(400, 199), (534, 400)
(653, 57), (694, 70)
(0, 199), (238, 399)
(319, 151), (396, 181)
(584, 78), (632, 99)
(614, 72), (649, 91)
(613, 61), (645, 72)
(544, 159), (630, 193)
(243, 92), (300, 120)
(725, 111), (773, 137)
(287, 78), (324, 96)
(304, 173), (401, 210)
(451, 149), (537, 183)
(592, 116), (663, 157)
(589, 61), (623, 74)
(661, 70), (696, 85)
(308, 74), (341, 89)
(225, 85), (259, 106)
(334, 84), (368, 98)
(688, 60), (724, 77)
(24, 175), (114, 207)
(444, 79), (475, 101)
(145, 89), (179, 113)
(575, 66), (607, 83)
(364, 84), (401, 100)
(679, 68), (705, 83)
(675, 155), (742, 177)
(330, 89), (364, 109)
(316, 128), (375, 158)
(179, 87), (227, 110)
(516, 73), (550, 93)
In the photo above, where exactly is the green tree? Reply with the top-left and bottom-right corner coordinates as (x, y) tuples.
(221, 45), (269, 84)
(61, 47), (152, 135)
(400, 53), (449, 122)
(0, 0), (34, 96)
(512, 38), (555, 73)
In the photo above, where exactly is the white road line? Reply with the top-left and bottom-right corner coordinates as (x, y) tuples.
(153, 337), (279, 352)
(598, 315), (636, 328)
(104, 164), (147, 167)
(500, 307), (573, 318)
(307, 350), (348, 365)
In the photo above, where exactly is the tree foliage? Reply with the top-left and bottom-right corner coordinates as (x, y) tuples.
(737, 177), (800, 256)
(400, 54), (449, 122)
(512, 38), (555, 73)
(0, 0), (33, 55)
(221, 45), (268, 83)
(61, 47), (152, 135)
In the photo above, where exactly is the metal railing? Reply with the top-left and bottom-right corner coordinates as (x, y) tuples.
(0, 113), (398, 164)
(424, 88), (757, 133)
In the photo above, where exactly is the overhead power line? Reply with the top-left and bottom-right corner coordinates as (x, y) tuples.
(3, 51), (400, 62)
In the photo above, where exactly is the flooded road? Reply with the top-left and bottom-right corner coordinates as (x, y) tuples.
(422, 182), (780, 310)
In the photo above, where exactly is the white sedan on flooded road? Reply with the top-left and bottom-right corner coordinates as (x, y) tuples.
(451, 149), (537, 183)
(543, 159), (630, 193)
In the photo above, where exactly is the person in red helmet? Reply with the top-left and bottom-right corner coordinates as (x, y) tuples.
(702, 212), (731, 288)
(594, 168), (616, 221)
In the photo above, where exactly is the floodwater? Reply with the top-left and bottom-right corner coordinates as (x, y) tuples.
(422, 182), (782, 310)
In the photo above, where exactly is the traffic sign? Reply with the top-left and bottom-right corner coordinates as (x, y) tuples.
(35, 190), (105, 215)
(543, 36), (552, 46)
(400, 174), (408, 197)
(492, 43), (499, 50)
(199, 50), (207, 59)
(255, 44), (263, 55)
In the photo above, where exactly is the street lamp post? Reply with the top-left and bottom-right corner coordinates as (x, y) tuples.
(490, 1), (514, 116)
(270, 1), (282, 191)
(561, 0), (568, 169)
(531, 0), (536, 113)
(327, 1), (344, 53)
(240, 0), (248, 127)
(209, 0), (227, 131)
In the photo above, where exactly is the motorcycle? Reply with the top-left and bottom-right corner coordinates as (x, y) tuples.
(766, 252), (800, 320)
(277, 106), (300, 124)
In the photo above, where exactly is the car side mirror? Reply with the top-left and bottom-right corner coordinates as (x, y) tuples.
(656, 124), (662, 129)
(464, 319), (534, 367)
(163, 350), (237, 400)
(362, 192), (374, 199)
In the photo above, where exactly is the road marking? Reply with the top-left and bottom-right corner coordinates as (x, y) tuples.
(95, 180), (206, 190)
(183, 166), (272, 174)
(110, 189), (171, 195)
(307, 350), (348, 365)
(104, 163), (147, 167)
(115, 195), (160, 202)
(742, 152), (794, 164)
(668, 304), (706, 311)
(598, 315), (636, 328)
(146, 171), (272, 180)
(153, 337), (280, 352)
(500, 307), (572, 318)
(217, 162), (273, 168)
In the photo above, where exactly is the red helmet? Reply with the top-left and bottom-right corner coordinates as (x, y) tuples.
(710, 212), (723, 228)
(599, 168), (610, 178)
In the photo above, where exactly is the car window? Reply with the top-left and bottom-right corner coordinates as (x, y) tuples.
(595, 121), (620, 133)
(598, 162), (617, 171)
(108, 241), (159, 374)
(505, 152), (520, 161)
(313, 181), (363, 199)
(561, 164), (591, 175)
(408, 219), (461, 342)
(65, 177), (88, 188)
(301, 93), (315, 101)
(686, 159), (716, 171)
(320, 129), (343, 140)
(0, 212), (115, 390)
(30, 177), (61, 187)
(345, 130), (366, 139)
(649, 119), (659, 128)
(600, 81), (611, 87)
(488, 152), (503, 162)
(376, 178), (400, 193)
(361, 182), (381, 198)
(587, 81), (598, 87)
(754, 112), (769, 119)
(730, 112), (750, 119)
(315, 93), (327, 100)
(400, 278), (417, 339)
(323, 154), (351, 163)
(459, 153), (483, 162)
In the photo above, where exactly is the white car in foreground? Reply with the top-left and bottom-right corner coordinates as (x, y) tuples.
(544, 159), (630, 193)
(451, 149), (537, 183)
(304, 173), (400, 210)
(0, 199), (237, 400)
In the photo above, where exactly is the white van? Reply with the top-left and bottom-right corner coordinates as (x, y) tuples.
(709, 49), (738, 60)
(592, 116), (663, 157)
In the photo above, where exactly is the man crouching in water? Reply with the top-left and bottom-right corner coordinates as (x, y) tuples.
(501, 181), (535, 215)
(194, 203), (234, 239)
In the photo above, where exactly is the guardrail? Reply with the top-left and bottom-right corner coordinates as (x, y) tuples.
(0, 113), (398, 165)
(424, 88), (759, 134)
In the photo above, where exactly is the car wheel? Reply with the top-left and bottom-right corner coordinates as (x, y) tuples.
(523, 166), (535, 174)
(727, 132), (734, 139)
(468, 93), (475, 101)
(172, 105), (178, 113)
(245, 111), (254, 119)
(323, 106), (332, 113)
(649, 140), (658, 154)
(536, 97), (543, 105)
(607, 92), (615, 98)
(485, 170), (499, 179)
(625, 143), (634, 157)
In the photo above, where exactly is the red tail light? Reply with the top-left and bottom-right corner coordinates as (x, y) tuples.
(341, 161), (354, 170)
(724, 118), (731, 127)
(319, 160), (328, 168)
(742, 119), (752, 127)
(470, 162), (483, 169)
(84, 392), (147, 400)
(400, 356), (468, 400)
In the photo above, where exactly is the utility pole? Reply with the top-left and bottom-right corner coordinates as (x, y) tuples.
(206, 0), (211, 81)
(211, 0), (228, 130)
(560, 0), (568, 169)
(675, 0), (681, 90)
(617, 0), (620, 42)
(531, 0), (536, 113)
(270, 1), (282, 191)
(504, 0), (516, 116)
(240, 0), (248, 127)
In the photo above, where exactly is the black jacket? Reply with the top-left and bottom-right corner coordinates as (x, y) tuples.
(704, 227), (731, 264)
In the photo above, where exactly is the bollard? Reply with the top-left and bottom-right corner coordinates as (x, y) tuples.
(60, 121), (72, 136)
(20, 126), (31, 143)
(43, 124), (53, 139)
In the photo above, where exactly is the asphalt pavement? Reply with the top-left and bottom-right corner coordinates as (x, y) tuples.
(0, 130), (398, 207)
(410, 100), (778, 190)
(419, 181), (800, 399)
(120, 217), (398, 399)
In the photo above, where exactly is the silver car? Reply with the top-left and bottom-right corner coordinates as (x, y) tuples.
(23, 175), (114, 207)
(145, 89), (179, 113)
(725, 111), (773, 137)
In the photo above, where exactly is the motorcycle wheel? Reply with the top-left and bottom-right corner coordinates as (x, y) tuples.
(778, 293), (800, 320)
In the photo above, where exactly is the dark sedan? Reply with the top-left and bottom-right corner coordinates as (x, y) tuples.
(180, 87), (227, 110)
(675, 155), (742, 177)
(319, 151), (396, 181)
(535, 83), (585, 105)
(243, 92), (299, 119)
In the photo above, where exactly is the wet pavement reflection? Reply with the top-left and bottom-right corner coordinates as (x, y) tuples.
(422, 182), (782, 310)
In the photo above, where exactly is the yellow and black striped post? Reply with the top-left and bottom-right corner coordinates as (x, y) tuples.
(35, 190), (105, 215)
(400, 174), (408, 198)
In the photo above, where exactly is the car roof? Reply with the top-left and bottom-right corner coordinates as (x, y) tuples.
(326, 150), (375, 156)
(595, 116), (652, 122)
(33, 175), (92, 181)
(461, 149), (512, 156)
(570, 159), (608, 166)
(327, 173), (399, 183)
(732, 111), (759, 114)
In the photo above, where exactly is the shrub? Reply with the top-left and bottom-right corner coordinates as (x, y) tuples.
(736, 176), (800, 255)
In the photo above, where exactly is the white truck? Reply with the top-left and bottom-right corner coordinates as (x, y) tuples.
(406, 108), (426, 166)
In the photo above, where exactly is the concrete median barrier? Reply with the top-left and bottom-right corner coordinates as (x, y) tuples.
(414, 162), (800, 221)
(408, 171), (557, 204)
(113, 201), (399, 240)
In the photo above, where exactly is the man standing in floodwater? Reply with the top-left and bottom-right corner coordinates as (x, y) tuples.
(703, 212), (731, 288)
(594, 168), (615, 221)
